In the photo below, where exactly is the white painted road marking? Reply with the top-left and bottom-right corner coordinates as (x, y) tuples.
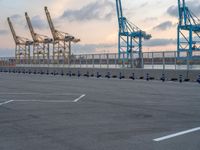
(73, 94), (86, 102)
(13, 100), (75, 103)
(153, 127), (200, 142)
(0, 94), (86, 105)
(0, 100), (14, 106)
(0, 93), (83, 96)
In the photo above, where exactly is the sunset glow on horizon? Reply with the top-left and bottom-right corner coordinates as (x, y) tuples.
(0, 0), (200, 56)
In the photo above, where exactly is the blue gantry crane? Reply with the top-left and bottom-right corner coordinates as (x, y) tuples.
(116, 0), (151, 67)
(177, 0), (200, 60)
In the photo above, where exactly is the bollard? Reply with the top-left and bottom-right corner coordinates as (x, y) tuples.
(179, 75), (183, 83)
(97, 72), (101, 78)
(68, 71), (72, 77)
(132, 73), (135, 80)
(119, 72), (125, 79)
(60, 70), (64, 76)
(161, 73), (165, 82)
(133, 73), (135, 80)
(87, 71), (89, 77)
(46, 70), (49, 75)
(78, 71), (81, 77)
(106, 72), (110, 78)
(119, 72), (122, 79)
(97, 72), (99, 78)
(146, 73), (149, 81)
(197, 74), (200, 84)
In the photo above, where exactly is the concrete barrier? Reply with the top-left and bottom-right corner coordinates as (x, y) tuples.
(0, 66), (199, 82)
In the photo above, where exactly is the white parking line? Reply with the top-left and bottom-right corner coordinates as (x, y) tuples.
(73, 94), (86, 102)
(13, 100), (75, 103)
(0, 93), (86, 104)
(0, 100), (14, 106)
(153, 127), (200, 142)
(0, 93), (83, 96)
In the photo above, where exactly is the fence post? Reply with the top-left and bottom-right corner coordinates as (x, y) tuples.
(163, 52), (165, 70)
(86, 55), (88, 68)
(73, 56), (75, 68)
(141, 52), (144, 69)
(187, 53), (190, 71)
(115, 53), (117, 68)
(79, 55), (81, 68)
(92, 54), (94, 68)
(130, 51), (133, 68)
(107, 54), (109, 69)
(99, 54), (102, 68)
(152, 52), (154, 69)
(123, 52), (125, 68)
(174, 51), (177, 70)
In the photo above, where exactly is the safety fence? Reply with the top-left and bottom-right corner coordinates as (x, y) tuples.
(0, 51), (200, 70)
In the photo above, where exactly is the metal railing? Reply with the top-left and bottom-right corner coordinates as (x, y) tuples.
(0, 51), (200, 70)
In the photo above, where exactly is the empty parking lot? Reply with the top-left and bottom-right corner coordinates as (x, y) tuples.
(0, 72), (200, 150)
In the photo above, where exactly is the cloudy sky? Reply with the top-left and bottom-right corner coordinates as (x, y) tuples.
(0, 0), (199, 56)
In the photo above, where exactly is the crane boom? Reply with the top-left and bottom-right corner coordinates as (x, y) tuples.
(116, 0), (123, 31)
(44, 6), (80, 42)
(7, 17), (18, 44)
(25, 12), (51, 43)
(25, 12), (37, 42)
(44, 6), (56, 40)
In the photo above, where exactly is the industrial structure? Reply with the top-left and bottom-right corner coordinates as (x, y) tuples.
(5, 0), (200, 68)
(177, 0), (200, 60)
(44, 7), (80, 64)
(7, 17), (33, 64)
(116, 0), (151, 67)
(25, 12), (52, 64)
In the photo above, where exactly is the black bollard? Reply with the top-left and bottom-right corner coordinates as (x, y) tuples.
(146, 73), (149, 81)
(106, 72), (110, 78)
(68, 71), (71, 77)
(119, 72), (125, 79)
(197, 74), (200, 84)
(78, 71), (81, 77)
(161, 74), (165, 82)
(119, 72), (122, 79)
(179, 75), (183, 83)
(132, 73), (135, 80)
(61, 70), (64, 76)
